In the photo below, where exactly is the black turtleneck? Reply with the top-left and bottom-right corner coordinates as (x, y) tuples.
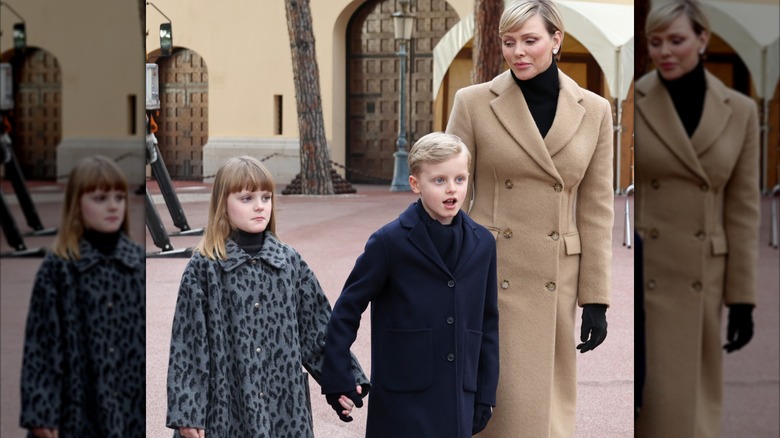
(658, 61), (706, 138)
(414, 200), (463, 272)
(83, 228), (122, 256)
(231, 228), (266, 255)
(512, 58), (560, 138)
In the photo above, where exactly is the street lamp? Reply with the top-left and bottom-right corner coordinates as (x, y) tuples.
(389, 0), (415, 192)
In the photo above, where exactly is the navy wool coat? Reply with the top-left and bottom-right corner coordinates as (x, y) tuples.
(20, 234), (146, 438)
(321, 202), (499, 438)
(166, 234), (369, 438)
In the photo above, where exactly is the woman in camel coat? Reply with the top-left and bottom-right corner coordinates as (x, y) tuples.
(634, 1), (760, 436)
(446, 1), (614, 436)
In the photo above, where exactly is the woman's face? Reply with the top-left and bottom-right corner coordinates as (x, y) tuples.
(501, 14), (561, 81)
(647, 14), (708, 80)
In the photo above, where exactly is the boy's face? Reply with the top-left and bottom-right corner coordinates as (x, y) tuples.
(409, 151), (469, 225)
(80, 189), (126, 233)
(226, 189), (273, 233)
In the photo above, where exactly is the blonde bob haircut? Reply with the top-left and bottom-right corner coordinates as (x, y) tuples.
(645, 0), (710, 37)
(499, 0), (565, 60)
(52, 155), (130, 260)
(197, 155), (277, 260)
(408, 132), (471, 177)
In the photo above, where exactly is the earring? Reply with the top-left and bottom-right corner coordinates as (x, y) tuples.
(699, 48), (705, 55)
(553, 48), (559, 55)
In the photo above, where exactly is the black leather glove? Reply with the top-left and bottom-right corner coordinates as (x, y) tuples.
(325, 389), (363, 422)
(577, 304), (608, 353)
(472, 403), (493, 435)
(723, 304), (754, 353)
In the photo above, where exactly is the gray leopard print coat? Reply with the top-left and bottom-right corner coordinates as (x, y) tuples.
(19, 234), (145, 438)
(166, 233), (369, 437)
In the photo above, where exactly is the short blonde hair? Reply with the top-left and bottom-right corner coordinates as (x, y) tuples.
(52, 155), (130, 260)
(197, 156), (277, 260)
(408, 132), (471, 176)
(499, 0), (565, 59)
(646, 0), (710, 36)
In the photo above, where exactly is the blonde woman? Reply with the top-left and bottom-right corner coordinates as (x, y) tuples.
(635, 0), (760, 436)
(165, 156), (369, 438)
(20, 156), (145, 438)
(446, 0), (614, 436)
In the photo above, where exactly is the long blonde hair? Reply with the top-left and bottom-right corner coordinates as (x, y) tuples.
(51, 155), (130, 260)
(197, 156), (277, 260)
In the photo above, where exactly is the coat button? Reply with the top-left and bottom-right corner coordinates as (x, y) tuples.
(647, 279), (656, 290)
(505, 179), (514, 189)
(692, 281), (703, 292)
(254, 302), (260, 309)
(503, 228), (513, 238)
(549, 231), (560, 241)
(696, 231), (706, 240)
(250, 259), (257, 265)
(446, 316), (454, 325)
(545, 282), (556, 291)
(651, 179), (660, 189)
(553, 183), (563, 192)
(256, 347), (261, 353)
(501, 280), (510, 289)
(448, 280), (455, 287)
(107, 302), (113, 309)
(446, 353), (455, 362)
(650, 229), (659, 239)
(700, 183), (709, 192)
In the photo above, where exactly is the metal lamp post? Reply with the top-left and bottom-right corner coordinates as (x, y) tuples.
(389, 0), (415, 192)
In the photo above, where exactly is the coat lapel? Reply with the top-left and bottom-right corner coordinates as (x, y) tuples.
(636, 73), (710, 184)
(545, 72), (585, 157)
(690, 71), (732, 157)
(489, 70), (562, 182)
(399, 203), (452, 276)
(452, 215), (480, 276)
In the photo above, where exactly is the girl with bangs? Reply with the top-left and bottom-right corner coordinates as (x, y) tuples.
(166, 156), (369, 438)
(20, 155), (145, 438)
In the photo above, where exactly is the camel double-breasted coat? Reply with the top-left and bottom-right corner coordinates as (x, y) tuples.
(446, 69), (614, 437)
(634, 70), (760, 438)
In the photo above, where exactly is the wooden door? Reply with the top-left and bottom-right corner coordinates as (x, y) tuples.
(346, 0), (459, 183)
(155, 49), (208, 180)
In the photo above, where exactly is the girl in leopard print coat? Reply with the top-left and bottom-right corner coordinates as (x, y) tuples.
(20, 156), (145, 438)
(166, 156), (369, 438)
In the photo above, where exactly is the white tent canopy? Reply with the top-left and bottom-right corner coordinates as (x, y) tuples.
(432, 0), (635, 101)
(699, 0), (780, 99)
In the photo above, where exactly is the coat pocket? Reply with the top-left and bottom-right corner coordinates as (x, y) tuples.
(379, 328), (433, 392)
(463, 329), (483, 393)
(711, 235), (728, 255)
(562, 232), (582, 255)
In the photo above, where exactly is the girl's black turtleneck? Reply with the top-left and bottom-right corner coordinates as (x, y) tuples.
(658, 61), (706, 138)
(83, 228), (122, 256)
(512, 58), (560, 138)
(232, 228), (266, 255)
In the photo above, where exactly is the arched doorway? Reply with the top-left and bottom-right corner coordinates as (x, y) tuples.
(154, 48), (208, 180)
(3, 48), (62, 180)
(346, 0), (459, 183)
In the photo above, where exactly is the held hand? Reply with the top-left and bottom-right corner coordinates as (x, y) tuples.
(31, 428), (58, 438)
(325, 386), (364, 422)
(471, 403), (493, 434)
(179, 427), (205, 438)
(723, 304), (754, 353)
(576, 304), (608, 353)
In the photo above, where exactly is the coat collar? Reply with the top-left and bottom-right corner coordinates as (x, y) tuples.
(488, 69), (585, 182)
(398, 201), (480, 276)
(636, 70), (733, 183)
(217, 232), (287, 272)
(74, 233), (143, 273)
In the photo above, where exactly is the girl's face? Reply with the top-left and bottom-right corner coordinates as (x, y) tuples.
(648, 14), (708, 81)
(226, 189), (272, 233)
(501, 14), (561, 81)
(81, 189), (126, 233)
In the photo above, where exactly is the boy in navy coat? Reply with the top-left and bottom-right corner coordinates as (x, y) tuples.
(321, 132), (499, 437)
